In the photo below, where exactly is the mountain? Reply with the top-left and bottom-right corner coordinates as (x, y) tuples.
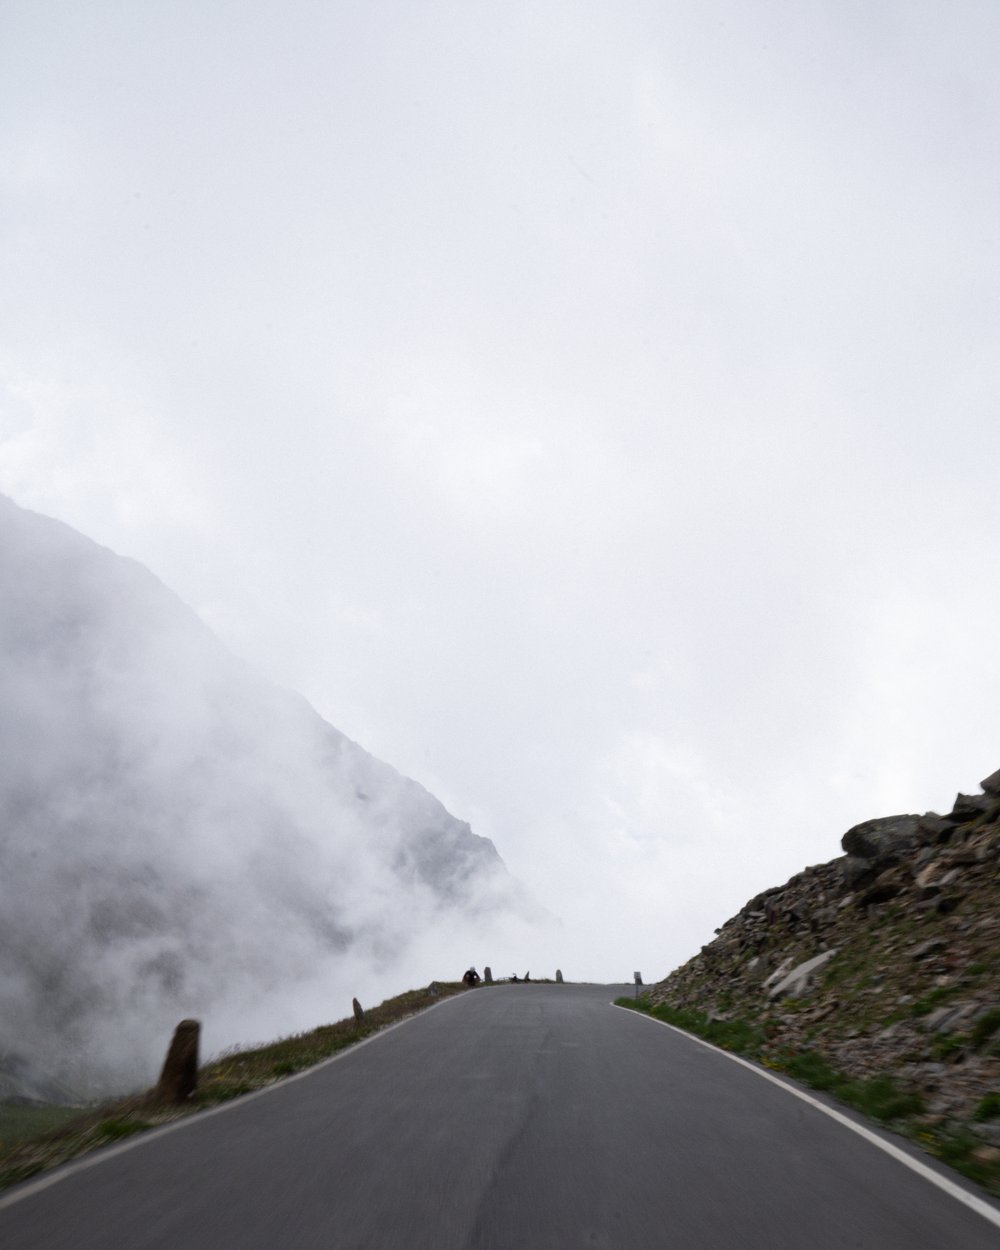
(648, 773), (1000, 1193)
(0, 494), (529, 1095)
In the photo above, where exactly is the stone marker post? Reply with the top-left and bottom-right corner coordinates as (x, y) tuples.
(353, 997), (365, 1022)
(555, 969), (563, 983)
(156, 1019), (200, 1104)
(484, 966), (493, 984)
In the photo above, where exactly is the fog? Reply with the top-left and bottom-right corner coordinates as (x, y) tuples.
(2, 2), (1000, 1079)
(0, 496), (555, 1095)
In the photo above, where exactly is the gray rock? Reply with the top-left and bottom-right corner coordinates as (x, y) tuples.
(858, 868), (904, 907)
(841, 815), (922, 862)
(911, 938), (947, 960)
(916, 814), (956, 844)
(950, 793), (994, 821)
(924, 1006), (962, 1033)
(155, 1019), (199, 1104)
(924, 1002), (980, 1034)
(767, 950), (838, 1001)
(842, 855), (878, 890)
(981, 768), (1000, 796)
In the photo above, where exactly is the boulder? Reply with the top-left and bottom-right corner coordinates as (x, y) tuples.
(841, 815), (922, 863)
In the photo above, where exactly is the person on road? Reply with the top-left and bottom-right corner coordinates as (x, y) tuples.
(462, 967), (481, 987)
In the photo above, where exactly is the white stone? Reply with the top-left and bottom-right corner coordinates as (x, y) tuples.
(766, 949), (838, 1000)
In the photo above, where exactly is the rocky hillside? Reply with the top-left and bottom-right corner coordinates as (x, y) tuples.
(649, 772), (1000, 1186)
(0, 494), (533, 1096)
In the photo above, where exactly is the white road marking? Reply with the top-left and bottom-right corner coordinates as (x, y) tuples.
(615, 1003), (1000, 1232)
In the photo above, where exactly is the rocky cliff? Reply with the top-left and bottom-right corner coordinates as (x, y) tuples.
(649, 772), (1000, 1189)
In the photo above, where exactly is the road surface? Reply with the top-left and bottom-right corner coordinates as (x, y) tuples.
(2, 983), (999, 1248)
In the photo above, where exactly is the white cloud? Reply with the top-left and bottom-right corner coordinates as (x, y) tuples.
(1, 0), (999, 1005)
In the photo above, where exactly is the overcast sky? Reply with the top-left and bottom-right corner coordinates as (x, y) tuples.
(2, 1), (999, 983)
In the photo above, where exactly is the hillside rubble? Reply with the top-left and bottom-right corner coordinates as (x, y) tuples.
(650, 771), (1000, 1157)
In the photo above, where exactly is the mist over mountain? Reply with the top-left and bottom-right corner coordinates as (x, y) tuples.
(0, 495), (538, 1096)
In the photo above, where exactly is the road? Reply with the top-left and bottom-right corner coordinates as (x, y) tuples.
(2, 983), (999, 1248)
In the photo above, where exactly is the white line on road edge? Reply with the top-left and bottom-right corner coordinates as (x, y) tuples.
(0, 991), (469, 1213)
(614, 1003), (1000, 1232)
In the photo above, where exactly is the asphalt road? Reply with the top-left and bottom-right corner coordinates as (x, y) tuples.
(2, 983), (999, 1248)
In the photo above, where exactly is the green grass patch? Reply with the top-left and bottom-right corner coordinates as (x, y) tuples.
(971, 1008), (1000, 1050)
(0, 1102), (85, 1146)
(910, 987), (954, 1017)
(925, 1127), (1000, 1192)
(974, 1093), (1000, 1122)
(616, 999), (766, 1058)
(95, 1118), (151, 1142)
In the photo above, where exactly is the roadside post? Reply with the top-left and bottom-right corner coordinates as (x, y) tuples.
(633, 971), (642, 1000)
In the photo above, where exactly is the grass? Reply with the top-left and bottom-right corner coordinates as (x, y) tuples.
(974, 1093), (1000, 1122)
(0, 980), (467, 1192)
(616, 999), (768, 1057)
(0, 1102), (86, 1146)
(971, 1008), (1000, 1051)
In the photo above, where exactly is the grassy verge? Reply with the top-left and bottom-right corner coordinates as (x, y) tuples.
(0, 1103), (86, 1145)
(0, 981), (466, 1193)
(616, 998), (1000, 1197)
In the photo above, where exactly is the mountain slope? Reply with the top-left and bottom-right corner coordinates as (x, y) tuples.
(0, 495), (529, 1094)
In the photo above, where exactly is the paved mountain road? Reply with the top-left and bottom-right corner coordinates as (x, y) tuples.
(2, 984), (999, 1248)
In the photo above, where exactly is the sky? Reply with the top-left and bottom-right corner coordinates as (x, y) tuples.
(2, 1), (1000, 987)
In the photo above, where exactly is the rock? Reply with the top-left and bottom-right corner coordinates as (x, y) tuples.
(916, 814), (956, 844)
(911, 939), (947, 961)
(763, 958), (794, 991)
(920, 1000), (980, 1030)
(555, 969), (563, 983)
(924, 1006), (963, 1033)
(859, 868), (904, 907)
(841, 815), (922, 862)
(916, 861), (945, 889)
(950, 793), (994, 822)
(767, 950), (838, 1001)
(484, 966), (493, 984)
(155, 1019), (199, 1104)
(352, 997), (365, 1022)
(981, 768), (1000, 796)
(842, 856), (877, 890)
